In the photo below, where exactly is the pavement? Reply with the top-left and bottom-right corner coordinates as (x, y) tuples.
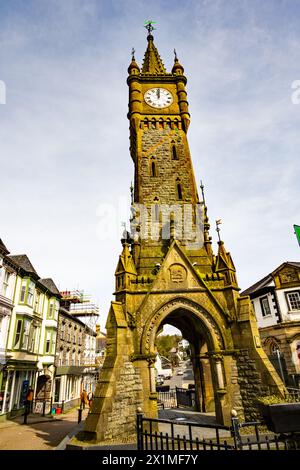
(0, 405), (229, 450)
(0, 406), (90, 450)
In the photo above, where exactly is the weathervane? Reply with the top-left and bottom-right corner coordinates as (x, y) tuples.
(131, 47), (135, 60)
(144, 20), (157, 35)
(174, 48), (178, 61)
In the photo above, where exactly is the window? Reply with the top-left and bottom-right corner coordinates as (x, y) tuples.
(51, 333), (56, 354)
(151, 161), (156, 177)
(65, 351), (70, 366)
(2, 271), (10, 296)
(45, 330), (51, 353)
(34, 291), (42, 314)
(27, 281), (34, 306)
(35, 327), (40, 353)
(60, 323), (65, 340)
(286, 291), (300, 311)
(177, 183), (183, 200)
(172, 145), (178, 160)
(20, 281), (27, 303)
(54, 300), (59, 320)
(260, 296), (271, 317)
(21, 319), (31, 350)
(28, 324), (37, 353)
(59, 350), (63, 366)
(48, 299), (55, 318)
(14, 319), (22, 348)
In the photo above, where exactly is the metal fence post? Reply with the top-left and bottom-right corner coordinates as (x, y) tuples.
(77, 407), (82, 424)
(136, 407), (144, 451)
(61, 400), (64, 413)
(231, 409), (242, 450)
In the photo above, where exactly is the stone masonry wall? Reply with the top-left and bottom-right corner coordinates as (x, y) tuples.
(104, 360), (143, 440)
(230, 357), (245, 420)
(236, 349), (269, 421)
(140, 129), (196, 205)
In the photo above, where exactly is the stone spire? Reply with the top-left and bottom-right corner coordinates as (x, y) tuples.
(214, 221), (238, 288)
(200, 181), (213, 257)
(141, 33), (166, 74)
(172, 49), (184, 75)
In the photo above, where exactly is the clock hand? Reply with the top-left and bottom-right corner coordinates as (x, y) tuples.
(156, 88), (160, 99)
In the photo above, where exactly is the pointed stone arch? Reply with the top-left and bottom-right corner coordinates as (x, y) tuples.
(141, 297), (226, 356)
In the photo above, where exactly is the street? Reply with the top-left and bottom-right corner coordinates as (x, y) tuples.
(163, 361), (194, 389)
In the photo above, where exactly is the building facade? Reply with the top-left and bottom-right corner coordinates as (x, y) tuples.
(54, 291), (98, 409)
(0, 240), (17, 414)
(242, 262), (300, 386)
(1, 247), (60, 417)
(54, 307), (87, 409)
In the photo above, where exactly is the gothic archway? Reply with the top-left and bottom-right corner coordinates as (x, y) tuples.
(140, 298), (232, 424)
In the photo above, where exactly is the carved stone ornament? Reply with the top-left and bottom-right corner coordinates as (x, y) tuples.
(279, 269), (298, 284)
(169, 263), (187, 283)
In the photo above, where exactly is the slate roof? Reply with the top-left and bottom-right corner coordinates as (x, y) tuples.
(0, 238), (9, 255)
(241, 274), (272, 296)
(8, 254), (38, 276)
(39, 278), (60, 296)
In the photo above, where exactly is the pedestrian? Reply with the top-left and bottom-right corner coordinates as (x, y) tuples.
(25, 386), (34, 413)
(88, 391), (93, 408)
(80, 389), (88, 410)
(24, 386), (34, 423)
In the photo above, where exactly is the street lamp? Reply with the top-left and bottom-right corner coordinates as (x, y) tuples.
(275, 347), (285, 385)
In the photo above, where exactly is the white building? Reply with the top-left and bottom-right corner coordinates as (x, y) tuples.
(242, 261), (300, 386)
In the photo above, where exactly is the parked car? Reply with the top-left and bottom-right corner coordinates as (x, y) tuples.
(156, 375), (164, 386)
(177, 369), (184, 376)
(159, 368), (173, 380)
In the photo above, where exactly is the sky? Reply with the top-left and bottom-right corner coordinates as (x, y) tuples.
(0, 0), (299, 331)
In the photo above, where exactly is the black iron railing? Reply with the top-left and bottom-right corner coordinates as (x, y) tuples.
(137, 411), (300, 451)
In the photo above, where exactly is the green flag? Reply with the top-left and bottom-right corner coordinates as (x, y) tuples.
(294, 225), (300, 246)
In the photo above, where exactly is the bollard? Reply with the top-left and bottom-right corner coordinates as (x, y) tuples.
(231, 409), (242, 450)
(78, 407), (83, 424)
(42, 401), (46, 417)
(23, 402), (29, 425)
(136, 407), (144, 451)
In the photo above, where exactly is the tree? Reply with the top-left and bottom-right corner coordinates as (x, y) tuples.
(155, 334), (181, 360)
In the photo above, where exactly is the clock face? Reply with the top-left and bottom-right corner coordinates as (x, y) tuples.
(144, 88), (173, 109)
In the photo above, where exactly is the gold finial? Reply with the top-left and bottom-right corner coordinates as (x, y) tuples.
(174, 48), (178, 61)
(131, 47), (135, 60)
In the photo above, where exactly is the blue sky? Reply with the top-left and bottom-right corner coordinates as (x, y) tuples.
(0, 0), (299, 329)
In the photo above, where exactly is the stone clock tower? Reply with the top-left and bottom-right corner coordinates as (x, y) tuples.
(82, 26), (285, 443)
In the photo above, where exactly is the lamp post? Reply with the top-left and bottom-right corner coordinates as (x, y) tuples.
(275, 348), (285, 385)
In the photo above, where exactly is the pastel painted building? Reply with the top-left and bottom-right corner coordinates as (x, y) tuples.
(0, 239), (17, 414)
(1, 249), (60, 417)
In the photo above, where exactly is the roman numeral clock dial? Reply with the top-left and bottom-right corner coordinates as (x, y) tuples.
(144, 87), (173, 109)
